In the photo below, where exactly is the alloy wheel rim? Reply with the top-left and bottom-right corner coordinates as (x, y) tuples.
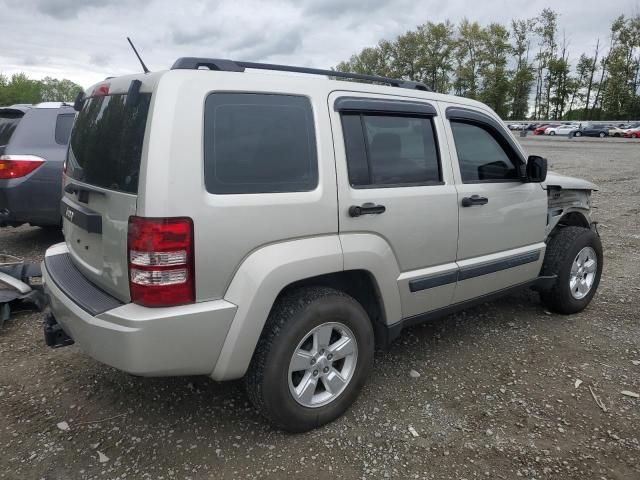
(288, 322), (358, 408)
(569, 246), (597, 300)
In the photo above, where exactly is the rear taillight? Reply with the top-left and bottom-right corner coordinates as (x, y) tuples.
(0, 155), (45, 179)
(127, 216), (195, 307)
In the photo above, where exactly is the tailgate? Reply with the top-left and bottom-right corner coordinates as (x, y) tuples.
(63, 90), (151, 302)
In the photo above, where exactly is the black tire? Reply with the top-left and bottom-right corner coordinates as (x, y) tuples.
(245, 286), (374, 432)
(574, 131), (582, 137)
(550, 131), (556, 136)
(540, 226), (603, 314)
(599, 131), (606, 138)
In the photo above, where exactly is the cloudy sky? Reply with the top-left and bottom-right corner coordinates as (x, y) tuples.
(1, 0), (639, 88)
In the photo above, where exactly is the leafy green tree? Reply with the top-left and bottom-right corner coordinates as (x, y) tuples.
(510, 19), (535, 119)
(0, 73), (42, 105)
(40, 77), (83, 102)
(453, 19), (484, 98)
(477, 23), (511, 117)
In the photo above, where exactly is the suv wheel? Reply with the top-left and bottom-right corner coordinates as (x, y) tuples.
(574, 131), (582, 137)
(540, 226), (603, 314)
(245, 286), (374, 432)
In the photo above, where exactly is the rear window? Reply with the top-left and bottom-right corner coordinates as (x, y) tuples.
(55, 113), (75, 145)
(0, 112), (23, 147)
(204, 93), (318, 194)
(67, 93), (151, 194)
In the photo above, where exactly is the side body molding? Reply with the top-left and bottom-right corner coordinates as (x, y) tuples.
(211, 236), (343, 380)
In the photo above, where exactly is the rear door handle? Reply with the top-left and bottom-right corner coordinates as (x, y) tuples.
(461, 195), (488, 207)
(349, 202), (386, 217)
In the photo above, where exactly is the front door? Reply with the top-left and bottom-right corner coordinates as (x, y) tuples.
(442, 104), (547, 303)
(329, 91), (459, 319)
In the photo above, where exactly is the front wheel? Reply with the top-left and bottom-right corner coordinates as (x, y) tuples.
(245, 287), (374, 432)
(599, 132), (606, 138)
(550, 131), (556, 136)
(540, 227), (603, 314)
(574, 131), (582, 137)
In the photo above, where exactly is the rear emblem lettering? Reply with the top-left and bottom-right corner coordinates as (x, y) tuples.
(65, 208), (74, 222)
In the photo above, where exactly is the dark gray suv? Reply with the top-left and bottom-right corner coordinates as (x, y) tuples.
(0, 103), (75, 228)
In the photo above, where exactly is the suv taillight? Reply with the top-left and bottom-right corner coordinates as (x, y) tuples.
(0, 155), (45, 179)
(127, 216), (195, 307)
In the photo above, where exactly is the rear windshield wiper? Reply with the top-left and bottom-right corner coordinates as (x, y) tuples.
(64, 182), (106, 203)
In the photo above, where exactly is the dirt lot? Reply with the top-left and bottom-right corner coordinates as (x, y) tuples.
(1, 136), (639, 479)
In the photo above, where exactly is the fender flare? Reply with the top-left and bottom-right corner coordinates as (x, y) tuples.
(210, 233), (403, 381)
(211, 236), (343, 380)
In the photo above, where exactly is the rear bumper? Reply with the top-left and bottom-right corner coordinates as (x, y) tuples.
(43, 243), (237, 376)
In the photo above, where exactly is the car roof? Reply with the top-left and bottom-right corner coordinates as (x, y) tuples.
(0, 104), (32, 114)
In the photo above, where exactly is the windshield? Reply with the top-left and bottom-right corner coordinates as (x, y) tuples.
(67, 93), (151, 194)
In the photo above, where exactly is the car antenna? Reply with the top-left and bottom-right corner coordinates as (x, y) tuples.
(127, 37), (150, 74)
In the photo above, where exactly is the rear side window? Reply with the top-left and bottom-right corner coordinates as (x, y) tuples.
(204, 93), (318, 194)
(0, 113), (23, 146)
(341, 114), (441, 187)
(55, 113), (75, 145)
(67, 93), (151, 194)
(450, 121), (519, 182)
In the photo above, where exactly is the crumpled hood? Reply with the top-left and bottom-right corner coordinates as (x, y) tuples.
(542, 171), (598, 191)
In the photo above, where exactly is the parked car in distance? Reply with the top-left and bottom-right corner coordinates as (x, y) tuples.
(608, 126), (627, 137)
(42, 60), (604, 432)
(545, 124), (579, 136)
(623, 127), (640, 138)
(534, 124), (555, 135)
(0, 102), (75, 228)
(573, 124), (609, 138)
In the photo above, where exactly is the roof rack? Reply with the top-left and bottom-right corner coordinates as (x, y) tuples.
(170, 57), (431, 91)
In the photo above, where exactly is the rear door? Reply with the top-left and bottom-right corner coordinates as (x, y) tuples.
(442, 104), (546, 303)
(62, 89), (152, 301)
(330, 92), (459, 318)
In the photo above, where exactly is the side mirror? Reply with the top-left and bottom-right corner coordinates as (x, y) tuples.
(526, 155), (547, 182)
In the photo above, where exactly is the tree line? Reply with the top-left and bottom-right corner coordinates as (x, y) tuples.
(0, 73), (83, 106)
(336, 9), (640, 121)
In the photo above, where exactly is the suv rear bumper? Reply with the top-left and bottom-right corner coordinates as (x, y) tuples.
(43, 243), (237, 376)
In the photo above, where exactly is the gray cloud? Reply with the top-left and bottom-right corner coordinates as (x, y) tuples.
(34, 0), (113, 19)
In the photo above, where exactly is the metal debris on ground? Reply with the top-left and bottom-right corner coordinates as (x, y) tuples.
(588, 386), (607, 412)
(0, 254), (46, 327)
(621, 390), (639, 399)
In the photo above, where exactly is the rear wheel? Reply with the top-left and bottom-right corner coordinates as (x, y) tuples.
(540, 227), (603, 314)
(245, 287), (374, 432)
(599, 131), (606, 138)
(574, 131), (582, 137)
(550, 131), (556, 136)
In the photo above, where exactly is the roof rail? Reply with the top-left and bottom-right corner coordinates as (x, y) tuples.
(170, 57), (431, 91)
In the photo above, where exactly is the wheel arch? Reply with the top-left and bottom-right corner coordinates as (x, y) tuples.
(211, 234), (401, 381)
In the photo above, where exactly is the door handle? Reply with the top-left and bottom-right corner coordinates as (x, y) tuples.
(461, 195), (488, 207)
(349, 202), (386, 217)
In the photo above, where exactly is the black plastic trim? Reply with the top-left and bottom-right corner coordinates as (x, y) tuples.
(408, 250), (541, 293)
(60, 197), (102, 234)
(170, 57), (431, 91)
(334, 97), (437, 116)
(409, 271), (458, 292)
(457, 251), (540, 281)
(45, 253), (123, 316)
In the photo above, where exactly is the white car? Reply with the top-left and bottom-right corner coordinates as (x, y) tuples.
(545, 125), (579, 136)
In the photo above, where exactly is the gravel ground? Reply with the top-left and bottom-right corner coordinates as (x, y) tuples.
(1, 136), (639, 479)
